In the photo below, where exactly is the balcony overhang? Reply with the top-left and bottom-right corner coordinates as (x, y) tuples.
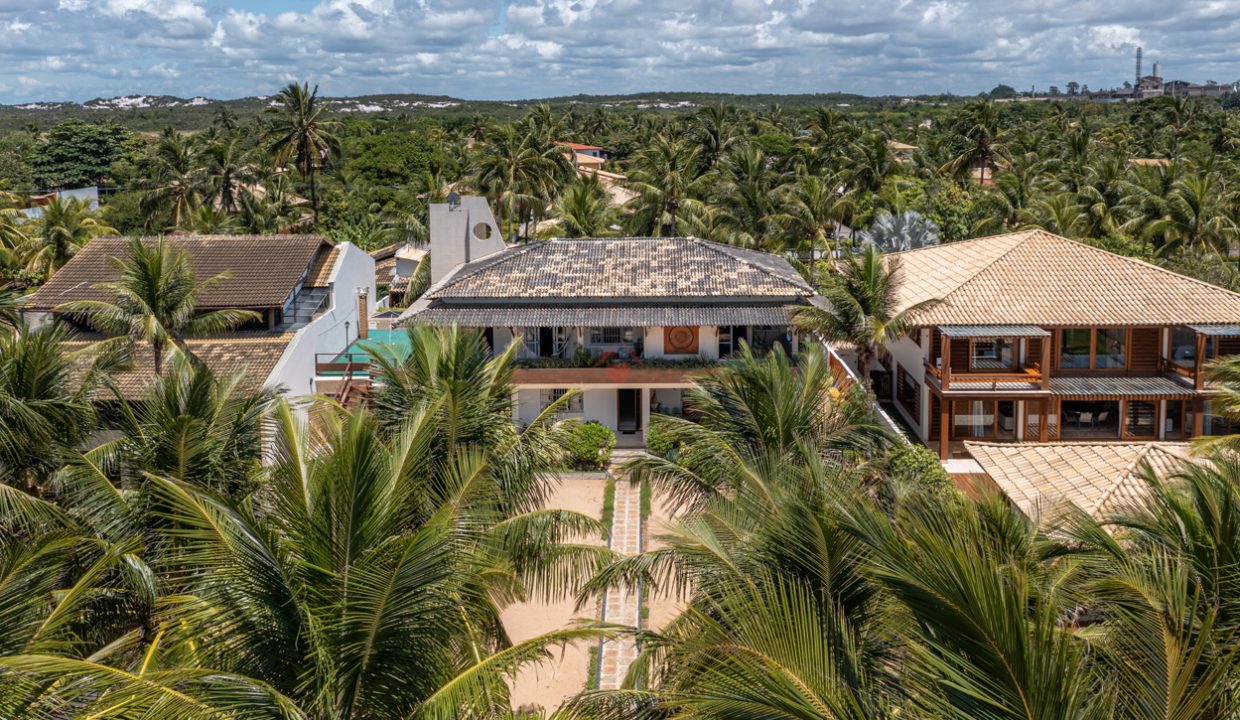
(938, 324), (1051, 338)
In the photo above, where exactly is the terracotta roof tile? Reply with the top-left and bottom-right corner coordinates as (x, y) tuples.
(889, 230), (1240, 326)
(304, 247), (340, 287)
(64, 334), (294, 400)
(26, 235), (332, 311)
(965, 441), (1198, 519)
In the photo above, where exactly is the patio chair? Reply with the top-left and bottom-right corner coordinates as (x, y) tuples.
(1094, 411), (1109, 427)
(1077, 412), (1093, 428)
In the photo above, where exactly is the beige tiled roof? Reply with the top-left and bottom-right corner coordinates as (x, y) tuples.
(64, 334), (294, 400)
(304, 247), (339, 288)
(964, 441), (1197, 519)
(427, 237), (813, 301)
(26, 235), (332, 311)
(890, 230), (1240, 325)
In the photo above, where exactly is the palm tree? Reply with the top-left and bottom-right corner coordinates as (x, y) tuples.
(791, 244), (938, 382)
(57, 237), (259, 375)
(713, 145), (786, 249)
(942, 99), (1006, 185)
(139, 128), (206, 230)
(555, 175), (616, 237)
(202, 133), (255, 214)
(263, 82), (341, 222)
(473, 125), (559, 241)
(101, 354), (277, 495)
(1139, 170), (1237, 256)
(20, 196), (116, 280)
(0, 323), (121, 496)
(626, 133), (706, 237)
(778, 171), (854, 258)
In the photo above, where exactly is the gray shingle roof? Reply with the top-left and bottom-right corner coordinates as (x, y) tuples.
(25, 235), (331, 311)
(425, 237), (812, 300)
(404, 303), (797, 328)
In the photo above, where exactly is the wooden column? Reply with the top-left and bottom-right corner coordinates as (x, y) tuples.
(1193, 397), (1205, 437)
(1039, 399), (1050, 442)
(1195, 333), (1207, 390)
(1040, 333), (1051, 390)
(939, 403), (950, 459)
(941, 335), (951, 391)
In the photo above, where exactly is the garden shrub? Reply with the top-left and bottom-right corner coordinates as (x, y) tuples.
(571, 420), (615, 469)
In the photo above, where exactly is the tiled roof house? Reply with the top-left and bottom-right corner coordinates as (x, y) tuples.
(24, 234), (377, 401)
(396, 195), (817, 443)
(877, 229), (1240, 458)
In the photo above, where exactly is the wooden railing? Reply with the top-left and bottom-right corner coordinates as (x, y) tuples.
(925, 361), (1042, 390)
(1162, 358), (1194, 379)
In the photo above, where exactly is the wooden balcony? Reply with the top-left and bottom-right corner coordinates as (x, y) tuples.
(926, 361), (1044, 391)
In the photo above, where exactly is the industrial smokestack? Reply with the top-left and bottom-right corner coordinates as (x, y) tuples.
(1152, 61), (1161, 80)
(1135, 46), (1142, 86)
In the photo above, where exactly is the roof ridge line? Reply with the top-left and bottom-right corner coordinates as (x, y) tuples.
(693, 238), (811, 292)
(905, 231), (1034, 306)
(1092, 441), (1163, 516)
(1051, 232), (1240, 302)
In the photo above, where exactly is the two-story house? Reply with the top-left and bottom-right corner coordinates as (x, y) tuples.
(396, 196), (817, 444)
(23, 234), (376, 401)
(879, 230), (1240, 458)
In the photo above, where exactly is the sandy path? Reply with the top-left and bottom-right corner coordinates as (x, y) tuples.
(503, 472), (608, 712)
(644, 487), (686, 632)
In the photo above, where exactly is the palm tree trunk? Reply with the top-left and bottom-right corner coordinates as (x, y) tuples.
(309, 164), (318, 223)
(153, 339), (163, 376)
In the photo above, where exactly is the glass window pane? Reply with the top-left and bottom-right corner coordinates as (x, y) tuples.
(1060, 328), (1092, 368)
(1096, 328), (1126, 368)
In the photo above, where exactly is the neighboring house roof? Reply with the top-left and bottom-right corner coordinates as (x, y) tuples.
(558, 142), (604, 151)
(887, 140), (918, 151)
(409, 303), (796, 328)
(965, 441), (1197, 519)
(64, 334), (294, 400)
(304, 247), (340, 288)
(889, 230), (1240, 326)
(424, 237), (813, 301)
(25, 235), (332, 311)
(572, 152), (606, 168)
(1129, 158), (1171, 167)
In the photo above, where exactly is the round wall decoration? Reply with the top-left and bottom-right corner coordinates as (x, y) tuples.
(665, 326), (699, 355)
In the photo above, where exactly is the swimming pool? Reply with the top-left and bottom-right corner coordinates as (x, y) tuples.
(322, 328), (411, 375)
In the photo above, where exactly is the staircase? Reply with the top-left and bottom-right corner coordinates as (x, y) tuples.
(276, 287), (329, 331)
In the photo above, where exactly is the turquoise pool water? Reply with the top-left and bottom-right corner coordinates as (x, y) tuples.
(327, 328), (411, 373)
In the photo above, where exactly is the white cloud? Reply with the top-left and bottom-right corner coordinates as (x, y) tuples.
(1, 0), (1239, 102)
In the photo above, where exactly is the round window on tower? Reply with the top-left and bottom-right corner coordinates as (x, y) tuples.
(473, 223), (492, 240)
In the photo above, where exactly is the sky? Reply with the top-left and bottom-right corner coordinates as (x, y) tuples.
(1, 0), (1239, 103)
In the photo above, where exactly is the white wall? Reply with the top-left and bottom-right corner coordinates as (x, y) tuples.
(887, 334), (928, 439)
(266, 321), (319, 401)
(310, 242), (377, 355)
(515, 387), (616, 429)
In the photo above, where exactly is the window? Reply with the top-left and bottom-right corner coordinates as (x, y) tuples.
(1171, 326), (1213, 366)
(1060, 328), (1092, 369)
(1060, 328), (1128, 370)
(1096, 328), (1126, 368)
(971, 338), (1013, 370)
(540, 388), (582, 413)
(896, 365), (920, 417)
(589, 327), (638, 345)
(523, 327), (568, 358)
(751, 326), (792, 354)
(718, 325), (748, 357)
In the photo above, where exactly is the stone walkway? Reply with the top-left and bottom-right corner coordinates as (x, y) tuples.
(596, 456), (644, 690)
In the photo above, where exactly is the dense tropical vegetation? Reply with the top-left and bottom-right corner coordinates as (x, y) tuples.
(5, 86), (1240, 718)
(3, 90), (1240, 293)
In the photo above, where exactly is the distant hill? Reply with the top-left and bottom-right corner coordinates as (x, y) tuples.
(0, 90), (956, 132)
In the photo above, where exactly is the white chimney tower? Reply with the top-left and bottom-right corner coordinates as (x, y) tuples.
(428, 195), (505, 283)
